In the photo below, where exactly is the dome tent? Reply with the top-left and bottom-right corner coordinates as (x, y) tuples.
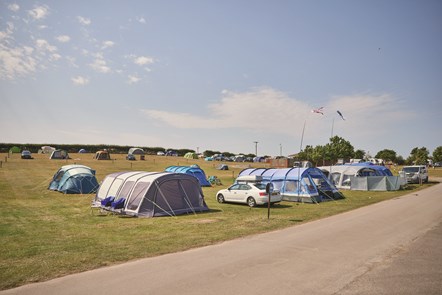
(93, 171), (209, 217)
(164, 165), (211, 187)
(48, 165), (99, 194)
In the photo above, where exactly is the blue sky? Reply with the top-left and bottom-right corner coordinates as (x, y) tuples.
(1, 0), (441, 158)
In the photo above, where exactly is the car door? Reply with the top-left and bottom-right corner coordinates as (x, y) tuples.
(238, 184), (252, 203)
(224, 184), (242, 202)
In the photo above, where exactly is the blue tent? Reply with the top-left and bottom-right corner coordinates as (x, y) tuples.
(165, 165), (211, 187)
(238, 167), (341, 203)
(48, 164), (99, 194)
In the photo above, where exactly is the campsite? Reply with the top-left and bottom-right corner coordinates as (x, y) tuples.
(0, 151), (440, 290)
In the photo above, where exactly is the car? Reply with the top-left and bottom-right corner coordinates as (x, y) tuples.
(216, 175), (282, 207)
(21, 150), (33, 159)
(126, 154), (136, 161)
(434, 162), (442, 167)
(400, 165), (428, 183)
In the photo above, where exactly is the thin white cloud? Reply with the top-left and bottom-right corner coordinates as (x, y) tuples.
(89, 58), (111, 73)
(77, 16), (91, 26)
(142, 87), (311, 133)
(127, 75), (141, 84)
(102, 41), (115, 49)
(28, 5), (49, 20)
(134, 56), (154, 66)
(8, 3), (20, 12)
(56, 35), (71, 43)
(71, 76), (89, 85)
(137, 17), (146, 24)
(35, 39), (57, 53)
(0, 44), (37, 80)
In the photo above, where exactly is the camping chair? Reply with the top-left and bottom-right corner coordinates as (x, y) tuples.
(101, 196), (115, 207)
(111, 198), (126, 210)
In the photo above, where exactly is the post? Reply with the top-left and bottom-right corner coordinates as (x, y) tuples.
(266, 183), (274, 220)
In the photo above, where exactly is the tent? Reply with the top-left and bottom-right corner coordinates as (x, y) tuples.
(93, 171), (209, 217)
(165, 165), (211, 187)
(184, 152), (199, 159)
(318, 163), (403, 191)
(95, 150), (111, 160)
(238, 167), (341, 203)
(50, 149), (69, 159)
(48, 164), (99, 194)
(128, 148), (145, 155)
(41, 146), (56, 154)
(78, 149), (87, 153)
(9, 146), (20, 153)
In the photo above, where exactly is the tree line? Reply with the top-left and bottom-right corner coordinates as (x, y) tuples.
(1, 138), (441, 165)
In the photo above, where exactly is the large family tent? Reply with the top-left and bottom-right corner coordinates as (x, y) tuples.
(165, 165), (211, 187)
(49, 149), (69, 159)
(318, 163), (403, 191)
(9, 146), (20, 153)
(48, 165), (99, 194)
(93, 171), (209, 217)
(239, 167), (341, 203)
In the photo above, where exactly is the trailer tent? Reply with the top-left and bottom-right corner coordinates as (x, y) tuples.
(165, 165), (211, 187)
(239, 167), (341, 203)
(48, 165), (99, 194)
(93, 171), (209, 217)
(318, 163), (403, 190)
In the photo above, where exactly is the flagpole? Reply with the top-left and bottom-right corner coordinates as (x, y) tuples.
(298, 120), (306, 198)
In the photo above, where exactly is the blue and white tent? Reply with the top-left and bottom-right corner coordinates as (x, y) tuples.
(238, 167), (341, 203)
(165, 165), (211, 187)
(48, 164), (99, 194)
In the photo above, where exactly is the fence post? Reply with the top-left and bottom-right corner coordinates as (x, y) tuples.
(0, 161), (2, 168)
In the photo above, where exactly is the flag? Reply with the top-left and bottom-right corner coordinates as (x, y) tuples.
(337, 110), (345, 120)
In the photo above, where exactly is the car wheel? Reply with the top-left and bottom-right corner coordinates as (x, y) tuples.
(247, 197), (256, 207)
(217, 194), (225, 203)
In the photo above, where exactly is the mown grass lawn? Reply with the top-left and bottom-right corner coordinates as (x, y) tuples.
(0, 153), (438, 290)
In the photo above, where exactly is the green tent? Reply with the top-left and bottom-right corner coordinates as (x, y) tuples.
(184, 152), (198, 159)
(9, 146), (20, 153)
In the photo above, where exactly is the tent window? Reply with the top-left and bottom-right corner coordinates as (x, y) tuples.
(284, 180), (297, 193)
(303, 176), (316, 193)
(127, 182), (150, 211)
(331, 172), (341, 185)
(54, 171), (64, 181)
(118, 181), (135, 199)
(342, 175), (351, 187)
(271, 180), (284, 191)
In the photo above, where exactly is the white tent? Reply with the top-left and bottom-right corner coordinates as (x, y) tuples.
(93, 171), (209, 217)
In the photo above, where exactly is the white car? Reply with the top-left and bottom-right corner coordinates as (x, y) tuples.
(216, 176), (282, 207)
(401, 165), (429, 183)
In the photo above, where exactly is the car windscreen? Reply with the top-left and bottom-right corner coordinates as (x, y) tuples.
(403, 167), (419, 173)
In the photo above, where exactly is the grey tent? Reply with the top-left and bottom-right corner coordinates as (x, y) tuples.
(93, 171), (209, 217)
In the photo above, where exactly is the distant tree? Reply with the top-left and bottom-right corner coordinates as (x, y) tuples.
(375, 149), (397, 162)
(407, 147), (429, 165)
(396, 155), (405, 165)
(354, 149), (365, 159)
(433, 146), (442, 163)
(324, 136), (354, 164)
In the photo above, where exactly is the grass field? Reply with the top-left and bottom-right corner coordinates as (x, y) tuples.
(0, 152), (439, 290)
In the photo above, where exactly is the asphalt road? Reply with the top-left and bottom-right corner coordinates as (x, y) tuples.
(3, 182), (442, 295)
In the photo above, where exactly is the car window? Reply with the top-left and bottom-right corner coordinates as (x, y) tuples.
(229, 184), (241, 190)
(239, 184), (251, 190)
(254, 183), (266, 190)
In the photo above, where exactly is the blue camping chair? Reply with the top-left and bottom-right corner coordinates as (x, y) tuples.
(101, 196), (115, 207)
(111, 198), (125, 210)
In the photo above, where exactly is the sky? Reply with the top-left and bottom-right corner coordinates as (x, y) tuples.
(1, 0), (441, 158)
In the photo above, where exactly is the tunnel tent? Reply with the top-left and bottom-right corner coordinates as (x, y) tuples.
(319, 163), (401, 191)
(93, 171), (209, 217)
(238, 167), (341, 203)
(48, 164), (99, 194)
(165, 165), (211, 187)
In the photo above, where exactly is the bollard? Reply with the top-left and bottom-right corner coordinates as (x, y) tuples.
(0, 161), (2, 168)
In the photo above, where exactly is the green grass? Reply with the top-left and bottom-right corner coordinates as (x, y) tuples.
(0, 153), (438, 290)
